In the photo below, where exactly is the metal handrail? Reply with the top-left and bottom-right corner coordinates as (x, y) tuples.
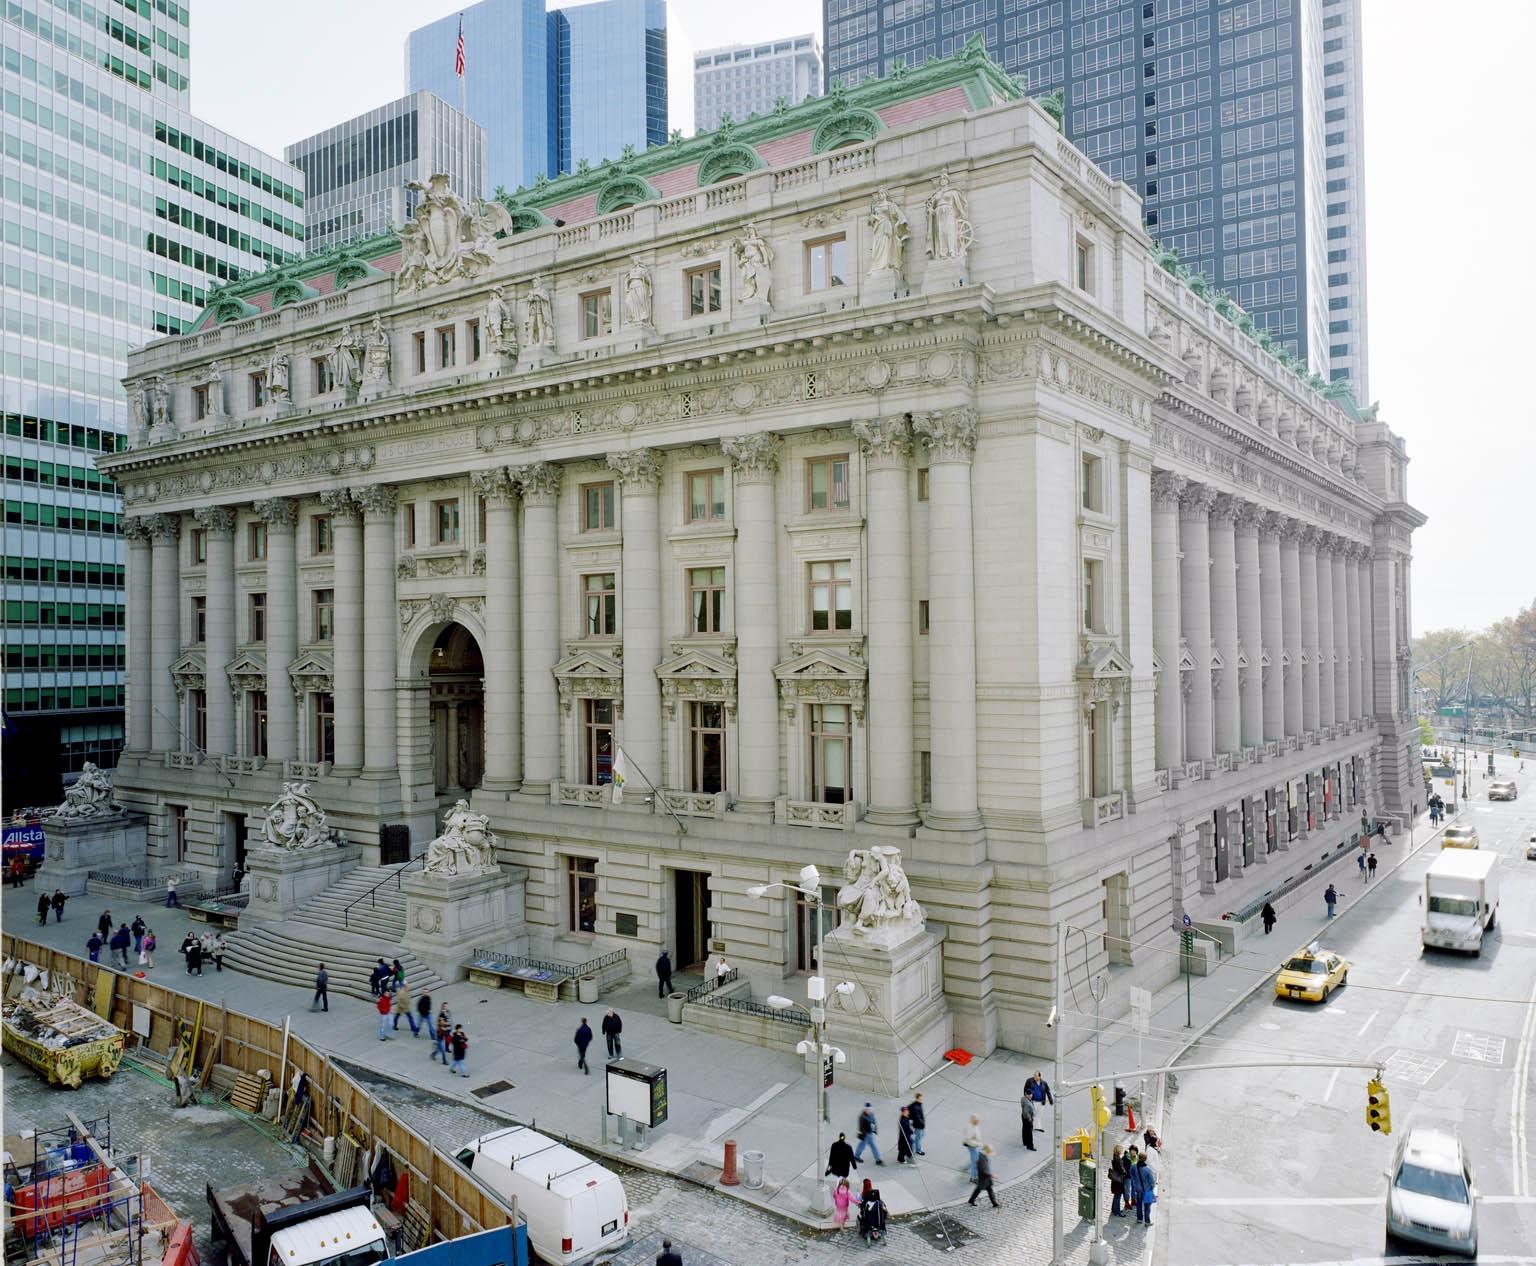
(342, 856), (424, 931)
(696, 992), (810, 1025)
(684, 966), (738, 1002)
(467, 947), (628, 978)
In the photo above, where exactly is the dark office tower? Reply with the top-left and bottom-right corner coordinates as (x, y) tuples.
(822, 0), (1367, 386)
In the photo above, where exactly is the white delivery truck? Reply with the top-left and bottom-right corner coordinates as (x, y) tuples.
(457, 1127), (627, 1266)
(1422, 850), (1500, 954)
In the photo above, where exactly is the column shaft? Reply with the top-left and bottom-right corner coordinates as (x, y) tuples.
(1150, 474), (1185, 773)
(255, 498), (298, 762)
(1235, 509), (1263, 748)
(1258, 518), (1285, 742)
(609, 450), (663, 789)
(1316, 540), (1336, 729)
(516, 464), (561, 795)
(1356, 553), (1373, 718)
(1332, 549), (1350, 722)
(123, 521), (153, 751)
(357, 486), (398, 775)
(1208, 497), (1240, 755)
(323, 492), (364, 771)
(149, 515), (180, 751)
(1298, 532), (1321, 733)
(1279, 529), (1303, 739)
(197, 508), (236, 756)
(478, 472), (522, 792)
(1179, 486), (1215, 763)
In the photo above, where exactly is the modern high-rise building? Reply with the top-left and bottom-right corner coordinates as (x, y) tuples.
(693, 34), (823, 132)
(821, 0), (1368, 387)
(1, 0), (303, 805)
(405, 0), (668, 194)
(286, 92), (487, 255)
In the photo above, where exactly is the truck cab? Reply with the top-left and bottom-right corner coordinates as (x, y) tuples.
(267, 1207), (390, 1266)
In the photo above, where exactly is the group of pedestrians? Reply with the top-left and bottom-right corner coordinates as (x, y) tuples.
(86, 911), (166, 971)
(572, 1009), (624, 1072)
(357, 960), (471, 1075)
(1109, 1144), (1159, 1225)
(34, 889), (67, 924)
(177, 930), (226, 974)
(1355, 848), (1380, 880)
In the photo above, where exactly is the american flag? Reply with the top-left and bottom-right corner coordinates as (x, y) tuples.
(454, 16), (465, 77)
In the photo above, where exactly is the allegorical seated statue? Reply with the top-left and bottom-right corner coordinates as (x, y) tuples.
(421, 799), (499, 877)
(45, 761), (116, 822)
(834, 845), (924, 944)
(259, 781), (331, 850)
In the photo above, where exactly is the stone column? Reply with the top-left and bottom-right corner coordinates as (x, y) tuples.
(1332, 546), (1351, 723)
(514, 463), (561, 796)
(608, 449), (664, 791)
(355, 484), (398, 777)
(254, 497), (298, 762)
(148, 513), (181, 751)
(474, 469), (522, 793)
(1179, 484), (1216, 763)
(1150, 472), (1186, 774)
(1315, 534), (1336, 729)
(320, 490), (363, 772)
(1279, 520), (1304, 741)
(194, 506), (236, 756)
(123, 518), (154, 752)
(1355, 549), (1373, 719)
(853, 417), (917, 825)
(1298, 527), (1321, 734)
(1258, 513), (1286, 742)
(1208, 494), (1241, 756)
(1235, 503), (1264, 749)
(721, 432), (783, 816)
(914, 407), (980, 829)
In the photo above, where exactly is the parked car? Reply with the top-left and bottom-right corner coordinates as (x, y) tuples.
(1487, 779), (1517, 801)
(1384, 1127), (1477, 1257)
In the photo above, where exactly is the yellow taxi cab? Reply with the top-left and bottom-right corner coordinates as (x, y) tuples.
(1275, 943), (1349, 1003)
(1441, 825), (1480, 849)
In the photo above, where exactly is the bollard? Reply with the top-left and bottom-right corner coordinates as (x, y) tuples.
(720, 1138), (740, 1186)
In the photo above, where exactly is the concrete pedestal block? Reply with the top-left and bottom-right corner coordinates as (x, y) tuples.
(822, 927), (952, 1095)
(243, 843), (363, 922)
(401, 865), (528, 982)
(37, 813), (148, 896)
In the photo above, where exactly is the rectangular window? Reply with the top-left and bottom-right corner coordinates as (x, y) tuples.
(477, 495), (487, 542)
(689, 700), (726, 794)
(919, 750), (932, 805)
(687, 263), (722, 315)
(1075, 237), (1093, 292)
(1084, 559), (1105, 632)
(312, 588), (334, 642)
(170, 803), (188, 863)
(809, 559), (853, 631)
(916, 468), (930, 502)
(191, 595), (206, 644)
(585, 572), (617, 636)
(582, 481), (616, 531)
(248, 371), (267, 408)
(567, 854), (598, 932)
(804, 234), (848, 291)
(402, 502), (417, 548)
(312, 514), (332, 555)
(1082, 453), (1104, 512)
(432, 499), (461, 545)
(809, 703), (851, 804)
(465, 318), (481, 363)
(190, 692), (206, 753)
(249, 592), (267, 643)
(192, 383), (209, 420)
(312, 692), (335, 764)
(248, 690), (268, 757)
(1087, 700), (1111, 797)
(435, 325), (456, 368)
(312, 356), (334, 395)
(687, 469), (726, 523)
(412, 332), (427, 374)
(581, 289), (612, 339)
(248, 520), (267, 560)
(190, 528), (207, 564)
(806, 455), (850, 512)
(918, 599), (930, 634)
(582, 697), (614, 784)
(689, 566), (726, 634)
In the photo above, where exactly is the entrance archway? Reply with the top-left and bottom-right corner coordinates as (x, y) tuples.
(428, 623), (484, 794)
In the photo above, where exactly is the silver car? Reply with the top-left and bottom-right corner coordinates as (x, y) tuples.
(1385, 1127), (1477, 1257)
(1487, 779), (1517, 801)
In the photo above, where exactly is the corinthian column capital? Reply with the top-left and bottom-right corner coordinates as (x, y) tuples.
(1208, 493), (1238, 525)
(470, 467), (516, 505)
(607, 448), (663, 489)
(512, 461), (562, 504)
(318, 489), (359, 521)
(722, 431), (783, 483)
(851, 415), (913, 468)
(252, 496), (298, 530)
(353, 483), (399, 518)
(193, 505), (236, 535)
(1150, 469), (1186, 509)
(122, 515), (155, 543)
(145, 512), (181, 542)
(913, 406), (977, 463)
(1178, 482), (1217, 521)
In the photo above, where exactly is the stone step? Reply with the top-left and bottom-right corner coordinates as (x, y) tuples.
(221, 921), (446, 1003)
(279, 864), (412, 941)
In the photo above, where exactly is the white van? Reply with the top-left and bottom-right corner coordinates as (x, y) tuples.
(456, 1127), (627, 1266)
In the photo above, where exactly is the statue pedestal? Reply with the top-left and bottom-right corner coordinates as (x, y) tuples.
(401, 865), (528, 982)
(243, 843), (362, 923)
(730, 300), (772, 333)
(822, 926), (952, 1095)
(37, 813), (147, 896)
(923, 256), (970, 291)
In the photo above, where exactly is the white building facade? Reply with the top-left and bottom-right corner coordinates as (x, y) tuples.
(693, 34), (821, 132)
(106, 52), (1421, 1057)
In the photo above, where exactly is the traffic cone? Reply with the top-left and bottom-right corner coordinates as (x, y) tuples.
(1125, 1103), (1137, 1133)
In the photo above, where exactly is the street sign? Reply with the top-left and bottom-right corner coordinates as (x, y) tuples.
(823, 1054), (835, 1089)
(1182, 913), (1192, 928)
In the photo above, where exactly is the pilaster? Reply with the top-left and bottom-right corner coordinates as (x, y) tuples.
(608, 448), (664, 791)
(514, 462), (562, 797)
(253, 497), (298, 762)
(319, 490), (363, 772)
(193, 506), (236, 756)
(122, 517), (154, 752)
(147, 513), (181, 752)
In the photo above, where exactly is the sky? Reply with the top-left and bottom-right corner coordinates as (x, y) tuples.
(187, 0), (1534, 637)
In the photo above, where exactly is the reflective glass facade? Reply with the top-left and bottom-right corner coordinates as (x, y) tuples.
(1, 1), (302, 803)
(406, 0), (667, 193)
(822, 0), (1367, 383)
(286, 92), (486, 254)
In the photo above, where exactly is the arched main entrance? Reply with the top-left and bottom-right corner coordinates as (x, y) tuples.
(428, 623), (485, 794)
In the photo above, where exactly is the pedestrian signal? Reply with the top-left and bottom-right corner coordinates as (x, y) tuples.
(1090, 1084), (1111, 1130)
(1366, 1078), (1391, 1135)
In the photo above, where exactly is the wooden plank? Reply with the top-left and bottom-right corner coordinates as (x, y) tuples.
(91, 966), (114, 1018)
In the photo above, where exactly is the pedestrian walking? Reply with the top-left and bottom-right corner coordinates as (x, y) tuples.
(896, 1107), (915, 1164)
(1368, 852), (1379, 879)
(656, 1239), (684, 1266)
(449, 1025), (469, 1077)
(1324, 883), (1338, 917)
(967, 1145), (999, 1208)
(131, 915), (146, 954)
(825, 1132), (858, 1180)
(906, 1092), (927, 1154)
(601, 1009), (623, 1059)
(431, 1009), (452, 1063)
(655, 949), (673, 998)
(98, 909), (113, 939)
(1020, 1088), (1037, 1150)
(854, 1103), (883, 1166)
(858, 1187), (888, 1245)
(165, 877), (181, 908)
(832, 1177), (859, 1228)
(962, 1114), (982, 1180)
(1261, 901), (1277, 935)
(393, 983), (416, 1034)
(1375, 820), (1387, 842)
(50, 889), (67, 922)
(376, 990), (392, 1040)
(574, 1017), (593, 1073)
(313, 964), (329, 1012)
(414, 990), (432, 1039)
(1360, 811), (1369, 836)
(211, 934), (228, 971)
(142, 929), (156, 969)
(86, 932), (103, 963)
(36, 891), (51, 925)
(369, 959), (388, 996)
(1134, 1154), (1157, 1225)
(8, 856), (26, 887)
(1110, 1145), (1129, 1217)
(392, 959), (406, 990)
(1357, 850), (1367, 877)
(109, 923), (131, 968)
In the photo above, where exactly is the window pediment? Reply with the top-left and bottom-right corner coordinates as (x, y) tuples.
(170, 650), (205, 696)
(657, 643), (738, 714)
(553, 646), (624, 714)
(288, 649), (334, 697)
(225, 650), (266, 691)
(774, 645), (868, 718)
(697, 141), (764, 187)
(595, 172), (661, 216)
(1078, 636), (1132, 681)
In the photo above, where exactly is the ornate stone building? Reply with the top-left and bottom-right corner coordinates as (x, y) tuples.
(105, 47), (1422, 1056)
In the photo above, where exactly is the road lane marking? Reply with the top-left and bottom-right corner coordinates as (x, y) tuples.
(1183, 1257), (1536, 1266)
(1515, 976), (1536, 1196)
(1323, 1067), (1341, 1102)
(1393, 965), (1413, 986)
(1177, 1195), (1536, 1206)
(1355, 1009), (1380, 1041)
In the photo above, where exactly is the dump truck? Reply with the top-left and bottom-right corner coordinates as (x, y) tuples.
(208, 1165), (390, 1266)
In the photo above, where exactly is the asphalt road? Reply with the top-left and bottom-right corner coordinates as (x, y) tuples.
(1157, 756), (1536, 1266)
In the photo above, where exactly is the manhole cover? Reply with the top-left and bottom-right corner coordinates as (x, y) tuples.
(1383, 1051), (1446, 1087)
(910, 1213), (982, 1250)
(1452, 1032), (1507, 1064)
(470, 1079), (514, 1098)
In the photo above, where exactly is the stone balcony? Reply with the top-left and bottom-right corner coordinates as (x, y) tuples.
(777, 798), (860, 830)
(1084, 791), (1126, 828)
(660, 789), (729, 820)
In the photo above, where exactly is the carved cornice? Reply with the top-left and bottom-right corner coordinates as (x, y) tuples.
(606, 448), (663, 489)
(513, 461), (562, 503)
(912, 406), (977, 464)
(851, 415), (912, 467)
(1150, 469), (1186, 509)
(252, 496), (298, 530)
(317, 488), (359, 521)
(193, 505), (236, 536)
(353, 483), (398, 517)
(720, 431), (782, 483)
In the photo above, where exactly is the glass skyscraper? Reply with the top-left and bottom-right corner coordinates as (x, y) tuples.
(822, 0), (1367, 387)
(286, 92), (486, 255)
(406, 0), (667, 194)
(2, 0), (303, 804)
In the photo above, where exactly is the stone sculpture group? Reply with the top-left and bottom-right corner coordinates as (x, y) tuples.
(259, 781), (333, 851)
(421, 798), (499, 877)
(44, 762), (117, 823)
(835, 845), (924, 945)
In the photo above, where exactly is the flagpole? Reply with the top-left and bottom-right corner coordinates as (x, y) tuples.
(456, 13), (467, 118)
(614, 744), (689, 836)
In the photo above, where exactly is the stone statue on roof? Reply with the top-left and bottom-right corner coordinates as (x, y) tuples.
(398, 174), (510, 291)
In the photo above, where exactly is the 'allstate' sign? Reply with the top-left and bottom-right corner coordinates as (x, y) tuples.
(2, 824), (46, 859)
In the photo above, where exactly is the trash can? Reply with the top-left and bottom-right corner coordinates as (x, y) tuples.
(742, 1149), (765, 1189)
(578, 975), (599, 1004)
(666, 991), (686, 1023)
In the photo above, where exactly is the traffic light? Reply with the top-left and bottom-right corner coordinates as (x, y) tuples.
(1090, 1084), (1111, 1130)
(1367, 1078), (1391, 1135)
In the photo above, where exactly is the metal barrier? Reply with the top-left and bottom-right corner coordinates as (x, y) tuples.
(467, 947), (628, 978)
(683, 966), (737, 1002)
(696, 993), (810, 1026)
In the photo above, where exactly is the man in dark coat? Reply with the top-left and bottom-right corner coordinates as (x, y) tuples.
(131, 915), (146, 953)
(1020, 1087), (1037, 1150)
(656, 949), (673, 997)
(574, 1017), (593, 1073)
(98, 909), (113, 939)
(896, 1107), (915, 1164)
(1261, 902), (1277, 934)
(656, 1239), (683, 1266)
(50, 889), (67, 922)
(906, 1092), (927, 1154)
(967, 1144), (1000, 1208)
(108, 923), (131, 968)
(601, 1009), (623, 1058)
(313, 964), (329, 1012)
(824, 1132), (858, 1180)
(36, 891), (51, 924)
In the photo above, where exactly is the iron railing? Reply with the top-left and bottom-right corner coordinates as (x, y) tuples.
(85, 868), (199, 891)
(342, 855), (424, 931)
(695, 992), (811, 1026)
(684, 966), (738, 1002)
(467, 948), (628, 978)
